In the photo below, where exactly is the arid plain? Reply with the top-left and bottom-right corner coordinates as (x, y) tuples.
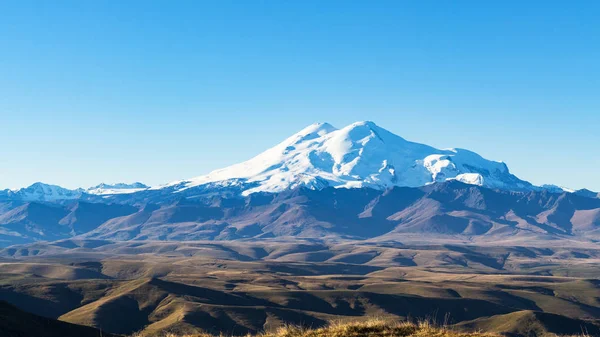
(2, 238), (600, 336)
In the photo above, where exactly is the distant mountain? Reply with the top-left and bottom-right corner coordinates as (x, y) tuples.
(0, 201), (138, 245)
(0, 183), (83, 202)
(540, 184), (574, 193)
(0, 182), (150, 202)
(574, 188), (600, 199)
(2, 122), (598, 203)
(79, 182), (600, 242)
(86, 182), (149, 195)
(163, 121), (533, 195)
(2, 181), (600, 246)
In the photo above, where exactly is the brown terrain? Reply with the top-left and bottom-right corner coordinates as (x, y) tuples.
(1, 239), (600, 336)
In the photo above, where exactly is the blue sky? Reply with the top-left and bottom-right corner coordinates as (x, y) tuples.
(1, 1), (599, 190)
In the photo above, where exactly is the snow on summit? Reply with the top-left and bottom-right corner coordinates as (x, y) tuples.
(8, 182), (83, 201)
(86, 182), (149, 195)
(4, 121), (586, 201)
(175, 121), (532, 195)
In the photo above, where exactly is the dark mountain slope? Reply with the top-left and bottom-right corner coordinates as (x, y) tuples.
(2, 182), (600, 246)
(0, 300), (119, 337)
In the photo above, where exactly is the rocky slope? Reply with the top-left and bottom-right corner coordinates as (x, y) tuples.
(2, 181), (600, 246)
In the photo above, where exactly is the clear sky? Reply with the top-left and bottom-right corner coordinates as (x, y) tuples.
(1, 1), (599, 191)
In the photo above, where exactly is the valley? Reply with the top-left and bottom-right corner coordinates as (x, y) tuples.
(1, 240), (600, 336)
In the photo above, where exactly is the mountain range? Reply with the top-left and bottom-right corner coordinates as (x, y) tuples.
(2, 180), (600, 247)
(2, 121), (596, 203)
(1, 121), (599, 247)
(0, 182), (149, 202)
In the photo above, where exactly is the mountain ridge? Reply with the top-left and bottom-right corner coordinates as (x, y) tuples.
(1, 121), (598, 202)
(2, 181), (600, 247)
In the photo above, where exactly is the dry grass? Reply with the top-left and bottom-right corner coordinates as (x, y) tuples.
(158, 319), (499, 337)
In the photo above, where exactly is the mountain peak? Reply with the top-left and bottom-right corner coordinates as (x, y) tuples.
(342, 121), (385, 135)
(283, 122), (338, 146)
(15, 182), (83, 201)
(299, 122), (337, 133)
(349, 120), (377, 127)
(27, 182), (59, 189)
(310, 121), (336, 129)
(574, 188), (600, 198)
(86, 182), (149, 195)
(177, 121), (532, 195)
(338, 120), (409, 145)
(90, 182), (148, 190)
(3, 121), (596, 202)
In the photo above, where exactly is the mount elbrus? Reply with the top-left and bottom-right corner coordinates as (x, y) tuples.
(1, 121), (598, 246)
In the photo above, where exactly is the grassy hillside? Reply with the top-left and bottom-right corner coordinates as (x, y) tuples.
(134, 318), (599, 337)
(151, 319), (499, 337)
(457, 311), (600, 336)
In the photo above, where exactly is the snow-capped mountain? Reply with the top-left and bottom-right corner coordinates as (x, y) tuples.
(86, 182), (149, 195)
(541, 184), (575, 194)
(1, 182), (84, 201)
(166, 121), (532, 195)
(0, 182), (150, 202)
(3, 121), (595, 202)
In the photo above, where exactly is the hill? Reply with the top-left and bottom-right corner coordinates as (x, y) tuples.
(457, 311), (600, 336)
(0, 300), (119, 337)
(145, 318), (592, 337)
(2, 244), (600, 336)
